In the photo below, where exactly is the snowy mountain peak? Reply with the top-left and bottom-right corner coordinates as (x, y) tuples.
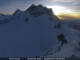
(0, 13), (11, 24)
(13, 9), (23, 16)
(26, 4), (54, 16)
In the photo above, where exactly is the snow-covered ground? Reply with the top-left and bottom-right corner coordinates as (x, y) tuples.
(0, 4), (80, 57)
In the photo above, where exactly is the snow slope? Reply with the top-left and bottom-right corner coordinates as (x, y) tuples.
(0, 4), (60, 57)
(0, 4), (80, 58)
(46, 20), (80, 58)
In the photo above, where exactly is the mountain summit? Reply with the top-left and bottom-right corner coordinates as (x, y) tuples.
(26, 4), (54, 16)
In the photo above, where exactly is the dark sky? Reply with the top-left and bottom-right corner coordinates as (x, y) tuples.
(0, 0), (80, 14)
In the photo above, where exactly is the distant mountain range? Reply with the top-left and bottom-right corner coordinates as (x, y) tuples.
(0, 4), (80, 58)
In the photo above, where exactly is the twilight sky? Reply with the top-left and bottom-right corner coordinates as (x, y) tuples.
(0, 0), (80, 19)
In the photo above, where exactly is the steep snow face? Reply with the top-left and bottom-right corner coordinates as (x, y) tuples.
(0, 5), (59, 57)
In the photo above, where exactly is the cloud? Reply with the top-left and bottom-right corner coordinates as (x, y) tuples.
(46, 0), (80, 6)
(0, 0), (79, 15)
(45, 0), (80, 20)
(44, 0), (80, 12)
(49, 0), (80, 2)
